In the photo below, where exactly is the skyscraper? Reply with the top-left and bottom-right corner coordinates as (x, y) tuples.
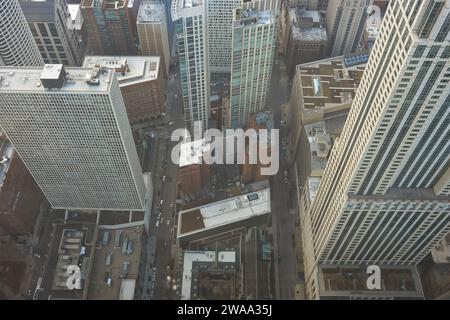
(81, 0), (139, 55)
(0, 0), (43, 66)
(19, 0), (85, 66)
(0, 64), (146, 211)
(172, 0), (210, 132)
(207, 0), (242, 80)
(326, 0), (370, 56)
(301, 0), (450, 298)
(137, 1), (171, 76)
(229, 3), (277, 128)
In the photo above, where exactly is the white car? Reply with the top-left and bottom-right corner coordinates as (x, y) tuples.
(166, 220), (170, 226)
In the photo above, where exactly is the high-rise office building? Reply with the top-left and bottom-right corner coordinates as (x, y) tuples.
(326, 0), (371, 56)
(81, 0), (139, 55)
(0, 64), (146, 211)
(137, 1), (171, 76)
(229, 4), (277, 128)
(19, 0), (85, 66)
(206, 0), (242, 79)
(0, 0), (43, 66)
(172, 0), (210, 132)
(301, 0), (450, 299)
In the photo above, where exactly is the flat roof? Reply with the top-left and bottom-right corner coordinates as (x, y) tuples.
(119, 279), (136, 300)
(236, 9), (273, 27)
(137, 1), (163, 23)
(294, 55), (366, 117)
(0, 65), (113, 93)
(289, 9), (327, 41)
(179, 139), (211, 167)
(83, 56), (160, 87)
(87, 225), (144, 300)
(181, 250), (236, 300)
(317, 264), (423, 299)
(178, 188), (271, 238)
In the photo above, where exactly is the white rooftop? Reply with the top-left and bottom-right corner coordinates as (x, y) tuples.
(83, 56), (160, 87)
(181, 251), (236, 300)
(178, 188), (271, 237)
(0, 65), (113, 92)
(67, 4), (83, 30)
(119, 279), (136, 300)
(137, 1), (163, 23)
(179, 139), (211, 167)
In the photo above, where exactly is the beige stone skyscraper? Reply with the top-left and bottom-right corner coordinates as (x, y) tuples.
(301, 0), (450, 299)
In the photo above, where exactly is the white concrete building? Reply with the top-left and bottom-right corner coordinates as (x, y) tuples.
(0, 64), (146, 211)
(0, 0), (43, 66)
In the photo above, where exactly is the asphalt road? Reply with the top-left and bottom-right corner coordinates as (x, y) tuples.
(141, 53), (185, 300)
(268, 60), (300, 300)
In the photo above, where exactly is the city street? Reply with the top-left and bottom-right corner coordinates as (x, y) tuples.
(140, 46), (185, 300)
(268, 60), (300, 300)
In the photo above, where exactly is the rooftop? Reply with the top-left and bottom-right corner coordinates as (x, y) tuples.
(178, 188), (271, 238)
(179, 139), (211, 167)
(137, 1), (163, 23)
(235, 9), (273, 27)
(294, 55), (366, 121)
(304, 113), (347, 176)
(289, 9), (327, 41)
(83, 56), (160, 87)
(181, 250), (236, 300)
(87, 225), (144, 300)
(317, 264), (423, 299)
(0, 65), (114, 93)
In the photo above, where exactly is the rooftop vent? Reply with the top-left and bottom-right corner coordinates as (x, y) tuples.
(40, 64), (66, 89)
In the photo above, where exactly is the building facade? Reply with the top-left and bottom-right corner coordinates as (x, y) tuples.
(229, 6), (277, 128)
(0, 138), (43, 235)
(302, 0), (450, 299)
(325, 0), (370, 56)
(206, 0), (242, 79)
(0, 64), (146, 211)
(81, 0), (139, 56)
(20, 0), (85, 66)
(137, 1), (171, 76)
(173, 0), (210, 132)
(0, 0), (43, 66)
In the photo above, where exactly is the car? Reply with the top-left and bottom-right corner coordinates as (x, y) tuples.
(162, 176), (167, 182)
(156, 220), (160, 228)
(166, 220), (170, 226)
(168, 121), (174, 126)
